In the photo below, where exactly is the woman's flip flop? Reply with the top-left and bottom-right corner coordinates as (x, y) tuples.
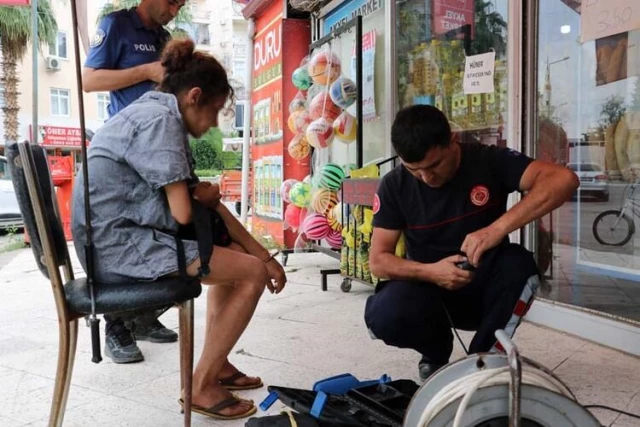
(219, 371), (264, 390)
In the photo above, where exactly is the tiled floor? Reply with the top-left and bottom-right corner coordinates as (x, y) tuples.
(0, 248), (639, 426)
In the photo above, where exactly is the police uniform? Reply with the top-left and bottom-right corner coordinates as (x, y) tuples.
(365, 143), (540, 365)
(85, 8), (170, 118)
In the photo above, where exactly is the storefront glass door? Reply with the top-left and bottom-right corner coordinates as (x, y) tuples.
(396, 0), (509, 146)
(535, 0), (640, 322)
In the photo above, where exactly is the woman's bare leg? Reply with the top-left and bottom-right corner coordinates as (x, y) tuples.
(186, 245), (267, 415)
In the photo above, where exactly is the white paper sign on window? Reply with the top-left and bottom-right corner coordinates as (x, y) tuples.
(581, 0), (640, 43)
(463, 51), (495, 95)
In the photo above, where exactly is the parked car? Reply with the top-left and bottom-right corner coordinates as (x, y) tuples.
(567, 162), (609, 202)
(0, 155), (24, 229)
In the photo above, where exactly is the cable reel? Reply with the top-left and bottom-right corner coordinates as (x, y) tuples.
(404, 330), (601, 427)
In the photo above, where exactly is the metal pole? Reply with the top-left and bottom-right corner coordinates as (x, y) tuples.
(356, 15), (363, 168)
(240, 18), (255, 226)
(31, 0), (38, 143)
(495, 329), (522, 427)
(384, 0), (397, 161)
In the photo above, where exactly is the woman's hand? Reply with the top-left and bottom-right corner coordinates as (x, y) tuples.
(264, 258), (287, 294)
(193, 181), (221, 209)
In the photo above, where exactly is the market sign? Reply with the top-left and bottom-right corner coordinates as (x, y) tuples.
(253, 17), (282, 90)
(323, 0), (384, 35)
(433, 0), (475, 37)
(32, 125), (89, 148)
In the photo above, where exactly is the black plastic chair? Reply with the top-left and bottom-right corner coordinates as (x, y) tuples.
(6, 141), (201, 427)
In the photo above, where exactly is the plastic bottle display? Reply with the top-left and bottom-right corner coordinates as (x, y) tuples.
(451, 72), (470, 128)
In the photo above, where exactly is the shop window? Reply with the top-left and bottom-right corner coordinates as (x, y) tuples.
(233, 60), (246, 79)
(535, 0), (640, 322)
(50, 88), (70, 117)
(49, 31), (68, 59)
(97, 93), (109, 121)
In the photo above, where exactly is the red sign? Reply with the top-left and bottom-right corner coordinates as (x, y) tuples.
(0, 0), (30, 5)
(32, 125), (89, 148)
(433, 0), (475, 36)
(342, 179), (381, 206)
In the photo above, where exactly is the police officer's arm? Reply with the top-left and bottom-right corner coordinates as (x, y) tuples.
(461, 158), (578, 266)
(82, 15), (164, 93)
(83, 62), (163, 92)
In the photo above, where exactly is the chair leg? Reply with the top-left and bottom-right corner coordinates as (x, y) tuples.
(48, 318), (74, 427)
(179, 299), (195, 427)
(55, 319), (78, 427)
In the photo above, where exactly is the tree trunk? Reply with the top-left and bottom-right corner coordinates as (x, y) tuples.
(1, 42), (21, 144)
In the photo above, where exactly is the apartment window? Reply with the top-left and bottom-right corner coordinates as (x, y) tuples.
(0, 84), (5, 109)
(97, 93), (109, 120)
(234, 102), (245, 129)
(233, 60), (246, 79)
(50, 88), (70, 116)
(196, 23), (211, 45)
(49, 31), (68, 59)
(233, 43), (246, 57)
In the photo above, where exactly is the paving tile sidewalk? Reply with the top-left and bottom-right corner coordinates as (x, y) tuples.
(0, 248), (639, 426)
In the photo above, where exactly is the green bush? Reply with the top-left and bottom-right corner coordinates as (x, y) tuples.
(190, 138), (218, 170)
(194, 169), (220, 178)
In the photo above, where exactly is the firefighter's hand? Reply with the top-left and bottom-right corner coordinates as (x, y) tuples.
(193, 181), (221, 208)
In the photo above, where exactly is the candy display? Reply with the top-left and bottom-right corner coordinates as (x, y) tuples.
(287, 110), (312, 134)
(307, 50), (341, 85)
(302, 213), (331, 240)
(333, 111), (357, 143)
(292, 66), (313, 91)
(287, 134), (311, 161)
(289, 181), (312, 208)
(329, 77), (357, 109)
(310, 188), (338, 216)
(317, 162), (345, 190)
(306, 117), (335, 149)
(309, 92), (342, 122)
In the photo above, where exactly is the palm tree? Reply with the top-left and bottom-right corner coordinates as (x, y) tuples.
(0, 1), (57, 143)
(470, 0), (507, 57)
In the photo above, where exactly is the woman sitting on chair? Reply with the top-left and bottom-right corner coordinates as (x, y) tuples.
(72, 39), (286, 420)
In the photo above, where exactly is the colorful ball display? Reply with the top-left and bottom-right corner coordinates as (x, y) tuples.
(318, 163), (346, 190)
(307, 51), (341, 85)
(300, 55), (311, 68)
(326, 208), (342, 232)
(329, 77), (357, 109)
(302, 213), (331, 240)
(309, 92), (342, 122)
(292, 66), (313, 91)
(306, 84), (325, 104)
(289, 97), (307, 113)
(306, 118), (335, 149)
(311, 188), (338, 216)
(288, 134), (310, 161)
(324, 228), (343, 249)
(284, 204), (303, 231)
(331, 202), (345, 228)
(280, 179), (299, 204)
(287, 110), (311, 134)
(289, 182), (312, 208)
(333, 111), (357, 143)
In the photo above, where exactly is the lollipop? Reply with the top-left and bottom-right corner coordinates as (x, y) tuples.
(306, 118), (335, 149)
(329, 77), (357, 109)
(310, 188), (338, 216)
(289, 182), (312, 208)
(288, 134), (311, 161)
(280, 179), (299, 204)
(302, 213), (331, 240)
(292, 66), (313, 91)
(309, 92), (342, 122)
(307, 51), (341, 85)
(287, 110), (311, 134)
(333, 111), (357, 143)
(318, 163), (346, 190)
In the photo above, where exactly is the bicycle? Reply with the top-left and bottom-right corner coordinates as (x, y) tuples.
(592, 180), (640, 246)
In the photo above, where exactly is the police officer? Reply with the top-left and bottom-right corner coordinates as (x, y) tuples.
(82, 0), (184, 363)
(365, 105), (579, 380)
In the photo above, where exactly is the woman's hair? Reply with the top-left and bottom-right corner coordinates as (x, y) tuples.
(158, 38), (234, 106)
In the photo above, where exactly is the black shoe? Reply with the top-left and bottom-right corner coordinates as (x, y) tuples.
(418, 358), (444, 381)
(105, 322), (144, 364)
(127, 319), (178, 343)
